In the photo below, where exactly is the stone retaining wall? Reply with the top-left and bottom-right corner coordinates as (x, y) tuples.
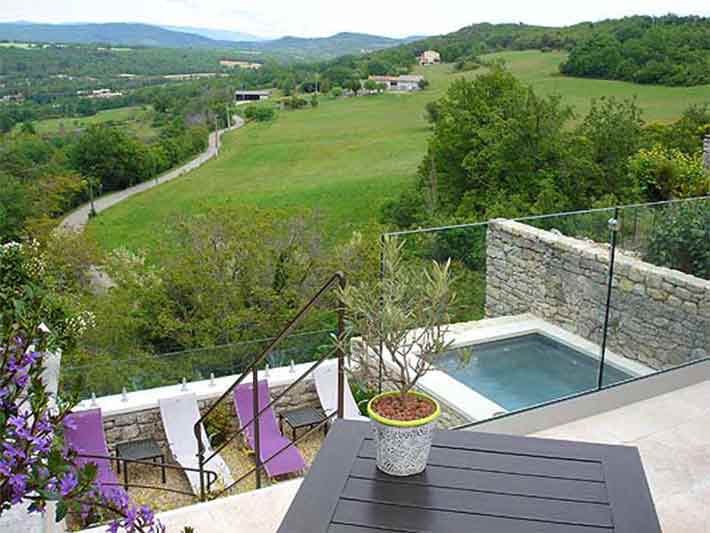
(486, 219), (710, 370)
(103, 380), (319, 455)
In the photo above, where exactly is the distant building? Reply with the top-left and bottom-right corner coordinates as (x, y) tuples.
(220, 60), (262, 70)
(418, 50), (441, 65)
(83, 88), (124, 99)
(368, 75), (425, 92)
(163, 73), (220, 81)
(235, 90), (272, 102)
(0, 93), (24, 104)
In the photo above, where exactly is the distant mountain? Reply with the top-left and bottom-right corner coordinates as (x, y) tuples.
(162, 25), (269, 43)
(0, 22), (227, 48)
(233, 32), (425, 59)
(0, 22), (425, 59)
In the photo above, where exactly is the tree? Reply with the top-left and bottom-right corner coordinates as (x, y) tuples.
(363, 79), (378, 93)
(0, 174), (30, 241)
(347, 78), (361, 95)
(70, 125), (145, 191)
(310, 94), (319, 108)
(577, 97), (644, 199)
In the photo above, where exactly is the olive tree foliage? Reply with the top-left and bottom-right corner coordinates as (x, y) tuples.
(339, 238), (456, 401)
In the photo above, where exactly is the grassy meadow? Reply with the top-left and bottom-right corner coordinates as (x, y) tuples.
(20, 105), (157, 140)
(88, 51), (710, 254)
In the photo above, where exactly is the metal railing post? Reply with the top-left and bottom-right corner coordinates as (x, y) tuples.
(378, 234), (385, 394)
(252, 365), (262, 489)
(597, 209), (619, 390)
(337, 274), (347, 419)
(195, 424), (206, 501)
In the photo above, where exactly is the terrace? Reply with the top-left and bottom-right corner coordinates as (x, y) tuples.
(7, 197), (708, 532)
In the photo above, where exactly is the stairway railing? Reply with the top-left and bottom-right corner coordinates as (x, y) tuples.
(194, 272), (347, 501)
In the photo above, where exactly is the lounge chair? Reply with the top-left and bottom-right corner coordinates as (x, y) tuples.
(64, 408), (128, 502)
(314, 360), (369, 422)
(233, 380), (306, 478)
(158, 393), (234, 495)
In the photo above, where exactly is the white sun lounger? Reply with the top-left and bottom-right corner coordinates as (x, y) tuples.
(314, 360), (369, 422)
(158, 393), (234, 495)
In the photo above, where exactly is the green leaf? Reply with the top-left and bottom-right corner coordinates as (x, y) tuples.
(55, 501), (67, 522)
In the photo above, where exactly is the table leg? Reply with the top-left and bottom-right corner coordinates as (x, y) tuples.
(160, 455), (166, 484)
(293, 427), (296, 442)
(123, 461), (129, 490)
(116, 453), (121, 474)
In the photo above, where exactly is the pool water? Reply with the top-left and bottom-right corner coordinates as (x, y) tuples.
(435, 334), (633, 412)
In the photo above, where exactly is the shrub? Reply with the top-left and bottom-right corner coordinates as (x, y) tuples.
(243, 105), (276, 122)
(283, 96), (308, 110)
(628, 145), (708, 201)
(644, 202), (710, 280)
(204, 402), (234, 447)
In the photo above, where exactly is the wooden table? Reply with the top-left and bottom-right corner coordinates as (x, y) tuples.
(278, 420), (661, 533)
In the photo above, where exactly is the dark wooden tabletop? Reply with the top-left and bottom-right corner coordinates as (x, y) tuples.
(278, 420), (661, 533)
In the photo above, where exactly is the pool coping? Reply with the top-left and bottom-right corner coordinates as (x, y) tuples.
(381, 314), (655, 423)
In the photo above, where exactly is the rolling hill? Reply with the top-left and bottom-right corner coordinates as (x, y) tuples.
(0, 22), (422, 59)
(0, 22), (224, 48)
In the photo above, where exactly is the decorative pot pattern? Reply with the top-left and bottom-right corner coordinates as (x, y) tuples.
(370, 417), (437, 476)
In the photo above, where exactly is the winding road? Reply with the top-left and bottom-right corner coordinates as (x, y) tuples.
(60, 115), (245, 232)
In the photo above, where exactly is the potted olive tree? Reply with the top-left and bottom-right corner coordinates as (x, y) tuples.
(339, 238), (455, 476)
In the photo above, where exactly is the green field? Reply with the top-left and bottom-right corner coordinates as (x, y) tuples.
(20, 106), (157, 140)
(89, 51), (710, 254)
(486, 50), (710, 123)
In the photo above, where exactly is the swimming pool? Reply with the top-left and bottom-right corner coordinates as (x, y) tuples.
(435, 333), (634, 412)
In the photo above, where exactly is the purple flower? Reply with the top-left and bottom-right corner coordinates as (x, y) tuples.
(7, 414), (26, 431)
(8, 473), (27, 503)
(59, 471), (78, 496)
(31, 434), (52, 454)
(12, 371), (30, 388)
(3, 442), (26, 461)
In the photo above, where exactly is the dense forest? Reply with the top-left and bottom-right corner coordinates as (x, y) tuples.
(560, 16), (710, 86)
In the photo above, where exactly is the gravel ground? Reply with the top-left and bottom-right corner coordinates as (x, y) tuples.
(69, 428), (325, 530)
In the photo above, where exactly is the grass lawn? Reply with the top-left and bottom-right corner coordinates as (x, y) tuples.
(21, 105), (157, 140)
(88, 51), (710, 254)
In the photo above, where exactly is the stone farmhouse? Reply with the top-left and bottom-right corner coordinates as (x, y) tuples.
(419, 49), (441, 65)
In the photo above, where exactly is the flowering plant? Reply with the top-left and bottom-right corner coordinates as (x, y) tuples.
(0, 241), (163, 532)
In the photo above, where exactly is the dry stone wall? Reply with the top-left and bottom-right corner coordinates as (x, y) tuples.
(103, 380), (319, 456)
(486, 219), (710, 370)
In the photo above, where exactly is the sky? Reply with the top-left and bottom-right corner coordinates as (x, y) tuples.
(0, 0), (708, 38)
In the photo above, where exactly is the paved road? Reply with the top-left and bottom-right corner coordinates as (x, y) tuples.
(59, 115), (245, 232)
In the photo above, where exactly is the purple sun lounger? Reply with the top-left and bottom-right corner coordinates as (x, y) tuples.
(234, 380), (306, 478)
(64, 408), (128, 502)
